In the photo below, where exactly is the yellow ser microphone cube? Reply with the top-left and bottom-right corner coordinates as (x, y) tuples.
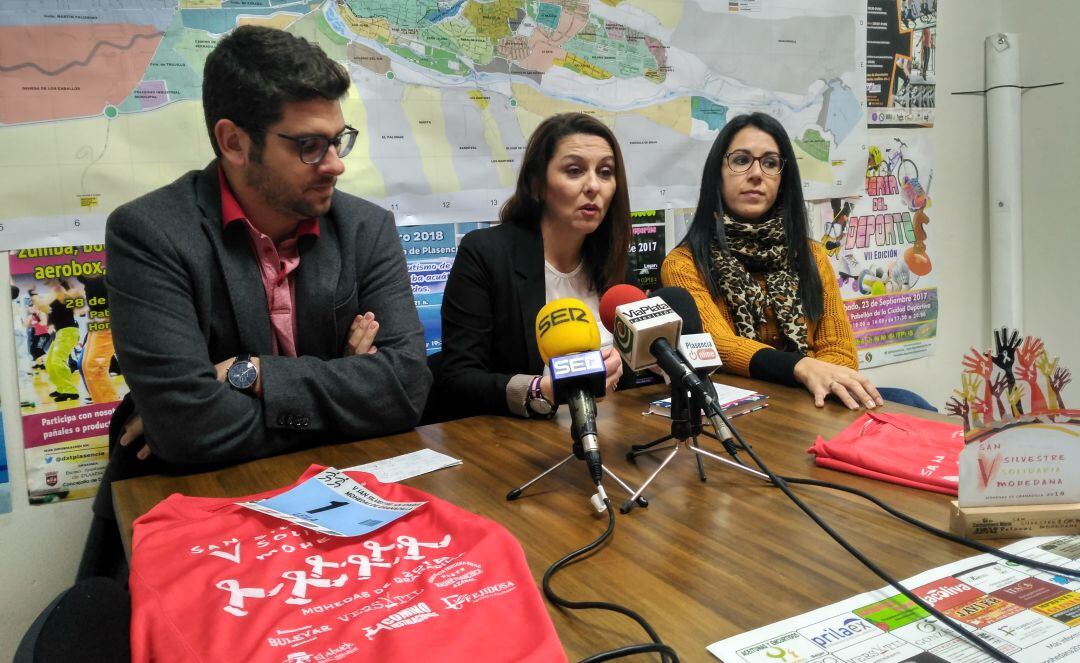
(535, 297), (601, 363)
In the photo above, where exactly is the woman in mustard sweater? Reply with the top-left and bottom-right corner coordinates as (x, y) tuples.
(662, 112), (885, 410)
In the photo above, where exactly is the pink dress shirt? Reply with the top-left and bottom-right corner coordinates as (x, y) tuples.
(218, 166), (319, 357)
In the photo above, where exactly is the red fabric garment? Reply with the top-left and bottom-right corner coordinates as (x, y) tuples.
(129, 465), (566, 662)
(808, 411), (964, 495)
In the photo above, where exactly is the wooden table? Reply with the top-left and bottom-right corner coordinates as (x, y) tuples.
(114, 377), (977, 662)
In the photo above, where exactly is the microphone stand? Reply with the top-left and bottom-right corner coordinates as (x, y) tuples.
(619, 375), (747, 514)
(626, 384), (708, 477)
(506, 420), (649, 513)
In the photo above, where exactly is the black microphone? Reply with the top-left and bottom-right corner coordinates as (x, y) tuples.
(650, 288), (736, 446)
(645, 288), (713, 402)
(665, 289), (721, 395)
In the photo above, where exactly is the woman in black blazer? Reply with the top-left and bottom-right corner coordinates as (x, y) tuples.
(436, 113), (632, 419)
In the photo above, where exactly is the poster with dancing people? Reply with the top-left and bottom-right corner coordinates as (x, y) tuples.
(817, 135), (936, 368)
(9, 246), (126, 504)
(867, 0), (937, 127)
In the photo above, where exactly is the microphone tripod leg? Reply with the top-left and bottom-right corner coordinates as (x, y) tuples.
(600, 465), (649, 508)
(688, 445), (770, 482)
(689, 436), (708, 482)
(506, 453), (576, 500)
(627, 434), (676, 461)
(620, 443), (682, 514)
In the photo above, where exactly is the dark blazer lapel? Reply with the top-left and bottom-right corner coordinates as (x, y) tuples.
(195, 162), (273, 354)
(511, 223), (545, 370)
(293, 216), (339, 358)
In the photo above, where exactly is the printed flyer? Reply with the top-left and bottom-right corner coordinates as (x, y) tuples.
(867, 0), (937, 127)
(709, 535), (1080, 663)
(950, 330), (1080, 509)
(817, 135), (936, 369)
(629, 210), (667, 292)
(9, 246), (126, 504)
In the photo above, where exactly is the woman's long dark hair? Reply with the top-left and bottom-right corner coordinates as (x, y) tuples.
(500, 112), (630, 293)
(679, 112), (823, 321)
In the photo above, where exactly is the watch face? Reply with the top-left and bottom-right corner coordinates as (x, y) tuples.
(228, 361), (257, 390)
(529, 397), (553, 415)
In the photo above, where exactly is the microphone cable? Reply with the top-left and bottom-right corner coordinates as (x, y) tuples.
(707, 414), (1080, 579)
(542, 496), (680, 663)
(706, 408), (1021, 663)
(780, 476), (1080, 580)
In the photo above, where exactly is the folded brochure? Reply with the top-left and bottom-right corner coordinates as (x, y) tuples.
(647, 382), (767, 418)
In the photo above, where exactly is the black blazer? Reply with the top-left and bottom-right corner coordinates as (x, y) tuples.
(436, 222), (640, 418)
(438, 223), (546, 417)
(95, 162), (431, 517)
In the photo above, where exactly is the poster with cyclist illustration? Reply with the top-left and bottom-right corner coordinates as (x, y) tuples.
(816, 134), (936, 369)
(867, 0), (937, 127)
(9, 247), (127, 504)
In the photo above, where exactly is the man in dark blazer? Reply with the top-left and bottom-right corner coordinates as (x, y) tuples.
(78, 26), (430, 580)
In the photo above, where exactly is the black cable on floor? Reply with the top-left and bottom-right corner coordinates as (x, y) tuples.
(542, 496), (679, 663)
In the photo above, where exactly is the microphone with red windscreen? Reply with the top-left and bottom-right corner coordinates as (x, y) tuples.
(598, 284), (647, 335)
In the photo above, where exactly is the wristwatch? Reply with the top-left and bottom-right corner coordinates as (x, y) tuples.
(226, 354), (258, 394)
(525, 376), (554, 418)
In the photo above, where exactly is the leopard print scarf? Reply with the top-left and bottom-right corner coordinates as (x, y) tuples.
(708, 213), (809, 354)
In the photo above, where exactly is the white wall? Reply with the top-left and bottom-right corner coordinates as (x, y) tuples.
(9, 0), (1079, 656)
(1006, 2), (1080, 390)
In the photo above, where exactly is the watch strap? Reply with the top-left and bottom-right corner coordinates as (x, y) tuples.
(526, 376), (555, 418)
(528, 376), (542, 401)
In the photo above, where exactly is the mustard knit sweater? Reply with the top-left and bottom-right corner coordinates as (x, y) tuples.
(661, 242), (858, 378)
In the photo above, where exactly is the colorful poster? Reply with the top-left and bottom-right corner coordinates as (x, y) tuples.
(400, 222), (494, 355)
(9, 246), (126, 504)
(950, 330), (1080, 509)
(401, 223), (455, 356)
(866, 0), (937, 127)
(629, 211), (667, 292)
(709, 535), (1080, 663)
(817, 135), (936, 368)
(0, 407), (9, 513)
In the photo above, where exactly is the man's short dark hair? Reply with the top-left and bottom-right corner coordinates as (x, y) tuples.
(202, 25), (351, 156)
